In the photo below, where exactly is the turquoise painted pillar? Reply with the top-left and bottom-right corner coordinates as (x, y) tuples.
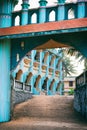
(39, 0), (48, 23)
(31, 77), (34, 93)
(0, 40), (11, 122)
(21, 0), (29, 25)
(58, 0), (65, 4)
(52, 83), (55, 95)
(0, 14), (11, 28)
(46, 54), (49, 76)
(53, 59), (55, 77)
(77, 2), (85, 18)
(57, 4), (65, 21)
(30, 50), (34, 72)
(0, 0), (18, 122)
(0, 0), (14, 122)
(39, 79), (42, 93)
(47, 80), (49, 95)
(60, 83), (64, 95)
(39, 51), (42, 74)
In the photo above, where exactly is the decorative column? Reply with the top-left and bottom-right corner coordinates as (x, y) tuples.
(57, 0), (65, 21)
(39, 51), (42, 74)
(21, 0), (29, 25)
(0, 0), (18, 122)
(58, 0), (65, 4)
(39, 0), (48, 23)
(77, 0), (85, 18)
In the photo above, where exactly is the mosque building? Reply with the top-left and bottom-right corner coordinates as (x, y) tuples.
(11, 49), (64, 96)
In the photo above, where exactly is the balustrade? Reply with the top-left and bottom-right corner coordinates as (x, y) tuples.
(12, 1), (87, 26)
(14, 80), (31, 92)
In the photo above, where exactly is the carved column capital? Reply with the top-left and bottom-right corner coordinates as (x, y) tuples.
(39, 0), (48, 7)
(21, 0), (30, 10)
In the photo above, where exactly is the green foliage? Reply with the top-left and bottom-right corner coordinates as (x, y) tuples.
(68, 88), (74, 95)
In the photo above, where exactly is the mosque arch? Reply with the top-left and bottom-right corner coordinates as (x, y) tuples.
(49, 10), (56, 21)
(56, 81), (61, 91)
(25, 72), (33, 84)
(15, 15), (20, 26)
(68, 8), (75, 19)
(15, 69), (23, 81)
(34, 51), (40, 61)
(42, 77), (48, 90)
(49, 79), (55, 91)
(43, 51), (49, 64)
(31, 13), (37, 23)
(50, 55), (56, 66)
(34, 75), (41, 90)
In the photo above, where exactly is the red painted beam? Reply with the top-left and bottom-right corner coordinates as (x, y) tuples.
(0, 18), (87, 36)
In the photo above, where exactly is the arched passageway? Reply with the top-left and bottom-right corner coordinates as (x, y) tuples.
(0, 0), (87, 124)
(11, 26), (87, 69)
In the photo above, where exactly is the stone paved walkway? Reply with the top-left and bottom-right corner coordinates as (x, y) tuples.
(0, 95), (87, 130)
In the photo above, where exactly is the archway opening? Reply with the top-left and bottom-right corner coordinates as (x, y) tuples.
(49, 10), (56, 21)
(15, 69), (23, 81)
(68, 8), (75, 19)
(15, 15), (20, 26)
(31, 13), (37, 23)
(25, 72), (33, 84)
(34, 75), (41, 91)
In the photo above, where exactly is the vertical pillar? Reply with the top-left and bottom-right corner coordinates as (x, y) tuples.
(60, 82), (64, 95)
(77, 1), (85, 18)
(0, 0), (18, 122)
(46, 53), (49, 76)
(0, 0), (12, 122)
(57, 0), (65, 21)
(53, 59), (55, 77)
(47, 80), (49, 95)
(39, 51), (42, 74)
(30, 51), (34, 93)
(39, 0), (47, 23)
(31, 76), (34, 93)
(0, 40), (11, 122)
(39, 79), (42, 94)
(58, 0), (66, 4)
(57, 4), (65, 21)
(60, 63), (64, 95)
(21, 0), (29, 25)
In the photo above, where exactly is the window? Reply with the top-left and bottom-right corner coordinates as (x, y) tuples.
(69, 81), (73, 87)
